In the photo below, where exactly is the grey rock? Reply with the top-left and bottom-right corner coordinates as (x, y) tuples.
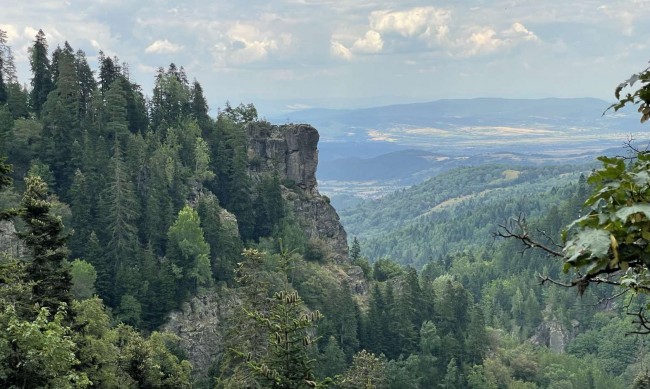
(246, 122), (348, 262)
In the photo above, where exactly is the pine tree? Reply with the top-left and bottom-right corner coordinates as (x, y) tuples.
(190, 80), (211, 132)
(365, 284), (386, 354)
(317, 336), (346, 380)
(350, 237), (361, 262)
(99, 142), (140, 304)
(41, 46), (81, 191)
(98, 51), (120, 95)
(104, 78), (129, 144)
(68, 169), (93, 257)
(74, 49), (96, 120)
(18, 176), (72, 312)
(247, 247), (323, 388)
(28, 30), (53, 116)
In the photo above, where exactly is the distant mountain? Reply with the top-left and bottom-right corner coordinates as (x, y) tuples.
(270, 97), (648, 158)
(317, 148), (598, 182)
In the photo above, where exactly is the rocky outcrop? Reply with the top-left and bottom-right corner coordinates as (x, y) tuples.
(530, 315), (580, 353)
(164, 289), (238, 380)
(0, 220), (22, 258)
(165, 122), (355, 379)
(246, 122), (349, 262)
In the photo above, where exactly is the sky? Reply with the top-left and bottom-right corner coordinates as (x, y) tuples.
(2, 0), (650, 115)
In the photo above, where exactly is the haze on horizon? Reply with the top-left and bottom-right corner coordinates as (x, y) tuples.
(2, 0), (650, 115)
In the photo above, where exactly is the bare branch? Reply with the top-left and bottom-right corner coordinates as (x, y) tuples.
(537, 274), (573, 288)
(627, 307), (650, 336)
(495, 215), (563, 257)
(535, 227), (564, 249)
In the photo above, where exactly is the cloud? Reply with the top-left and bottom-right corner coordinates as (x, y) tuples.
(145, 39), (183, 54)
(369, 7), (451, 38)
(503, 22), (539, 42)
(213, 23), (291, 67)
(351, 30), (383, 53)
(330, 40), (352, 60)
(456, 22), (539, 57)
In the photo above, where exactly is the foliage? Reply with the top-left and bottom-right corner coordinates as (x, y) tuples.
(0, 305), (91, 388)
(246, 247), (324, 389)
(69, 259), (96, 300)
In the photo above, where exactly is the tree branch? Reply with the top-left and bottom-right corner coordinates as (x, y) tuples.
(495, 215), (563, 257)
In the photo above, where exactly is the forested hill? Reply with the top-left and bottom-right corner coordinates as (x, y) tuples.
(341, 163), (592, 267)
(2, 29), (650, 389)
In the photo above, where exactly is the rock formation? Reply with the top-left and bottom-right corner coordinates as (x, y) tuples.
(165, 122), (359, 380)
(246, 122), (349, 262)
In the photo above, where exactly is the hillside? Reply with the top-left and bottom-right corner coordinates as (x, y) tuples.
(2, 29), (650, 389)
(340, 163), (592, 267)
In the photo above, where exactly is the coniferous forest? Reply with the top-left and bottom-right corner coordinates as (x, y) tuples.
(2, 29), (650, 389)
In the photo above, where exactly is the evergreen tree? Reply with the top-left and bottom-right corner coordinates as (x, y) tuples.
(98, 51), (120, 95)
(99, 142), (140, 304)
(166, 205), (212, 303)
(365, 284), (387, 354)
(74, 49), (96, 120)
(197, 193), (243, 283)
(247, 248), (323, 389)
(28, 30), (53, 116)
(338, 350), (388, 389)
(104, 78), (129, 144)
(0, 105), (13, 157)
(68, 169), (93, 257)
(350, 237), (361, 262)
(0, 56), (7, 104)
(18, 176), (72, 312)
(41, 46), (81, 191)
(253, 173), (285, 240)
(190, 80), (211, 132)
(317, 336), (346, 380)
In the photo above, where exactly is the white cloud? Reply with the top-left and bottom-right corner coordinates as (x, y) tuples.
(213, 23), (291, 67)
(369, 7), (450, 38)
(456, 22), (539, 57)
(504, 22), (539, 42)
(463, 28), (504, 56)
(330, 40), (352, 60)
(0, 25), (20, 43)
(351, 30), (384, 53)
(145, 39), (183, 54)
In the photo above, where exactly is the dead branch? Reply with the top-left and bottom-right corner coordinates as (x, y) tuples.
(495, 214), (563, 257)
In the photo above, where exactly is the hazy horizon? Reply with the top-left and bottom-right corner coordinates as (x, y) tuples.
(3, 1), (649, 116)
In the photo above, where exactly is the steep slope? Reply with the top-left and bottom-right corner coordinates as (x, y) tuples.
(245, 122), (349, 261)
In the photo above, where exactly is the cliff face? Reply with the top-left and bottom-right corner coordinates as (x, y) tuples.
(164, 122), (359, 380)
(246, 122), (349, 262)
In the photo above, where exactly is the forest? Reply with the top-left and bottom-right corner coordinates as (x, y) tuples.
(2, 28), (650, 388)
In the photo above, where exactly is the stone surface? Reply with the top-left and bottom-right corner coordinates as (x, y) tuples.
(246, 122), (349, 262)
(164, 289), (237, 379)
(0, 220), (22, 258)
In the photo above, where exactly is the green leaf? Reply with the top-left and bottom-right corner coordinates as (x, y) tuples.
(614, 205), (650, 221)
(564, 228), (611, 264)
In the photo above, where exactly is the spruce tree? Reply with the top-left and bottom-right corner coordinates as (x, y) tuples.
(28, 30), (53, 116)
(74, 49), (96, 120)
(247, 248), (323, 388)
(41, 47), (81, 191)
(18, 175), (72, 312)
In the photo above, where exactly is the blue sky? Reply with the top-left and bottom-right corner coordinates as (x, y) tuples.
(2, 0), (650, 115)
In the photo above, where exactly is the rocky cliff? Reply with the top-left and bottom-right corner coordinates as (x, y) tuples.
(245, 122), (349, 262)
